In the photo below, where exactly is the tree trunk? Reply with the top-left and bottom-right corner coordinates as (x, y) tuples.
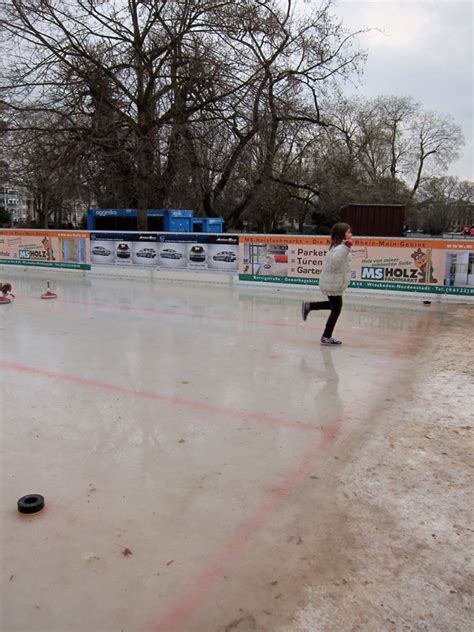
(136, 131), (154, 231)
(137, 207), (148, 231)
(298, 213), (306, 233)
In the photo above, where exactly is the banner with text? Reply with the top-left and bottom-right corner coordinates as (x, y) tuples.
(0, 230), (90, 270)
(90, 232), (239, 272)
(238, 236), (473, 296)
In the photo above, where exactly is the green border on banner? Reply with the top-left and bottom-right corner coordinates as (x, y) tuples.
(0, 259), (90, 270)
(239, 274), (473, 296)
(350, 280), (473, 295)
(239, 274), (318, 285)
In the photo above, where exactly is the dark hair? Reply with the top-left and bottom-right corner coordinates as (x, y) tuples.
(330, 223), (351, 249)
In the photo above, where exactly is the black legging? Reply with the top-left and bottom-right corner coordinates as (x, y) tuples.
(308, 295), (343, 338)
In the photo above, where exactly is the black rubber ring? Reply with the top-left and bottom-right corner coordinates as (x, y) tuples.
(17, 494), (45, 514)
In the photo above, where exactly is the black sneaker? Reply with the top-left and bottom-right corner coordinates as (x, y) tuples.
(320, 336), (342, 345)
(301, 301), (310, 322)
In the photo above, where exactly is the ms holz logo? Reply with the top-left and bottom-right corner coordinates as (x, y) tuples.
(362, 266), (419, 281)
(362, 248), (438, 285)
(19, 249), (48, 259)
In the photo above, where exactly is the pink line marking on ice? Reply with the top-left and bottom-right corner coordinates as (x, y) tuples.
(0, 362), (318, 434)
(153, 324), (422, 631)
(153, 426), (339, 632)
(24, 295), (317, 329)
(19, 295), (403, 339)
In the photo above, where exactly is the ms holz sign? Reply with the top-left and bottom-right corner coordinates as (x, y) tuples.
(0, 230), (90, 270)
(239, 235), (474, 296)
(361, 267), (420, 281)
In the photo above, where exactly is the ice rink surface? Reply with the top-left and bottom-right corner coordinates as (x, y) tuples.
(0, 270), (472, 632)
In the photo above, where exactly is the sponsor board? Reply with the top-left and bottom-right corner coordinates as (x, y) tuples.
(90, 232), (239, 272)
(238, 235), (474, 296)
(0, 230), (90, 269)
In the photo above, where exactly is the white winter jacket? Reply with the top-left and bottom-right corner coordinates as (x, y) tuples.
(319, 244), (352, 296)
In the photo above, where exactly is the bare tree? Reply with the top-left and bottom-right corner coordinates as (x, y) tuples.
(407, 109), (464, 200)
(5, 111), (88, 227)
(1, 0), (364, 229)
(415, 176), (474, 234)
(306, 95), (465, 222)
(201, 0), (365, 227)
(2, 0), (244, 227)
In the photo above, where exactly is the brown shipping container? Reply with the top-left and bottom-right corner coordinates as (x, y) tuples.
(340, 204), (405, 237)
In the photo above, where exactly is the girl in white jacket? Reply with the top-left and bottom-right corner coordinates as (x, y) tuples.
(301, 223), (353, 345)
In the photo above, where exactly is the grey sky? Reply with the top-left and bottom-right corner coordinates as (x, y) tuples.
(329, 0), (473, 181)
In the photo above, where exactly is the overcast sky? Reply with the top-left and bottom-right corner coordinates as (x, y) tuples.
(327, 0), (473, 181)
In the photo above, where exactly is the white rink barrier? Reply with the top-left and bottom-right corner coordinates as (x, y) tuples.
(0, 229), (473, 300)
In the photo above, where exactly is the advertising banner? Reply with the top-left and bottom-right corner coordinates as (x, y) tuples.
(239, 235), (474, 296)
(0, 230), (90, 270)
(90, 232), (239, 272)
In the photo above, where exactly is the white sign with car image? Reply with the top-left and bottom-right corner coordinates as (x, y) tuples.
(90, 233), (240, 273)
(115, 242), (133, 264)
(158, 243), (187, 268)
(132, 243), (158, 265)
(207, 244), (239, 271)
(90, 241), (115, 264)
(188, 244), (208, 268)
